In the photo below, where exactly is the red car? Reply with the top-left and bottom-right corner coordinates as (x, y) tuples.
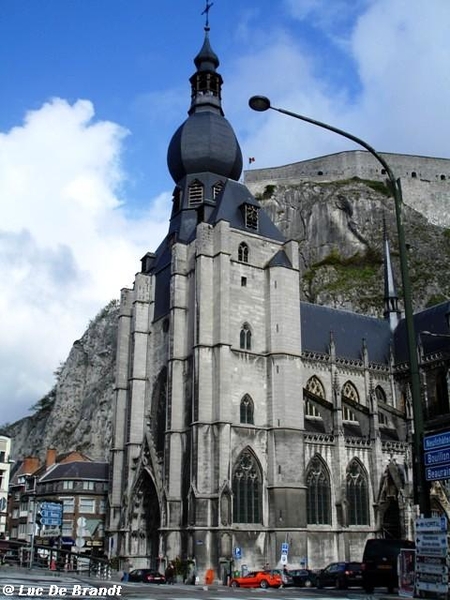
(230, 570), (282, 588)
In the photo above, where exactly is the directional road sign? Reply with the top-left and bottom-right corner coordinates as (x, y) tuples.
(40, 501), (63, 510)
(41, 509), (62, 519)
(41, 517), (62, 526)
(416, 516), (447, 532)
(416, 533), (448, 557)
(416, 561), (448, 576)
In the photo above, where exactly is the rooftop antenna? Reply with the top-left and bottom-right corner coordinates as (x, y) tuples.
(202, 1), (214, 30)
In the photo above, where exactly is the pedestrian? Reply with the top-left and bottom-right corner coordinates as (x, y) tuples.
(121, 559), (131, 582)
(165, 561), (175, 584)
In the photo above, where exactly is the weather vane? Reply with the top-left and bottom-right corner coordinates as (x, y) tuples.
(202, 1), (214, 29)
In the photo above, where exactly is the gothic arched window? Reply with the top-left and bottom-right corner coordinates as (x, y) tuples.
(342, 381), (359, 403)
(238, 242), (249, 263)
(375, 386), (387, 404)
(232, 449), (262, 523)
(306, 375), (325, 399)
(346, 459), (370, 525)
(240, 323), (252, 350)
(240, 395), (254, 424)
(306, 455), (331, 524)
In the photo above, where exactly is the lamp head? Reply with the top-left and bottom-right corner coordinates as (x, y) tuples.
(249, 95), (271, 112)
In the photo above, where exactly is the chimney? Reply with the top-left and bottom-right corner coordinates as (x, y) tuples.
(45, 447), (57, 468)
(22, 456), (40, 475)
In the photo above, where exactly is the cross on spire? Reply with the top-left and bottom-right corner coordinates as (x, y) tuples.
(201, 1), (214, 30)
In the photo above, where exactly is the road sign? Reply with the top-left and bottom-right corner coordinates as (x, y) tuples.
(41, 509), (62, 519)
(40, 501), (63, 512)
(416, 516), (447, 532)
(416, 562), (448, 576)
(280, 553), (288, 565)
(234, 547), (242, 559)
(424, 431), (450, 451)
(41, 528), (60, 538)
(426, 465), (450, 481)
(425, 447), (450, 468)
(416, 580), (448, 594)
(416, 532), (447, 547)
(41, 517), (62, 526)
(281, 542), (289, 554)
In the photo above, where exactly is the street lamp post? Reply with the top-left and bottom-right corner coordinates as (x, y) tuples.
(249, 95), (430, 517)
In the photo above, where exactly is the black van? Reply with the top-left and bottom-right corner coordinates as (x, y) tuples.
(361, 538), (415, 593)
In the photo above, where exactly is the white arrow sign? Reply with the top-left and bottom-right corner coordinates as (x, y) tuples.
(416, 562), (448, 576)
(416, 516), (447, 532)
(416, 533), (447, 547)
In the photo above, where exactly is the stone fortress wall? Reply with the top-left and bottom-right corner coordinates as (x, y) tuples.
(244, 150), (450, 228)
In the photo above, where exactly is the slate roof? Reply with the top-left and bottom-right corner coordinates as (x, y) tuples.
(39, 461), (109, 482)
(394, 300), (450, 364)
(301, 302), (392, 364)
(209, 179), (285, 242)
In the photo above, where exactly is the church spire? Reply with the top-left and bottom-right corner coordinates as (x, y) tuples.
(166, 8), (242, 185)
(189, 3), (223, 117)
(383, 216), (401, 331)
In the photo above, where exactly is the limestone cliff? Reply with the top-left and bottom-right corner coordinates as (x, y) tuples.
(5, 300), (118, 461)
(255, 178), (450, 315)
(3, 177), (450, 460)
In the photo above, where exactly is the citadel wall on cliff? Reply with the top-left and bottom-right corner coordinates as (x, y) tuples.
(245, 150), (450, 228)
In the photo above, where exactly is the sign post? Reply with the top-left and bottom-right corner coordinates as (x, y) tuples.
(415, 516), (448, 595)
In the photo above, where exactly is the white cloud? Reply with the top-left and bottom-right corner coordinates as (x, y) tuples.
(231, 0), (450, 170)
(0, 99), (170, 423)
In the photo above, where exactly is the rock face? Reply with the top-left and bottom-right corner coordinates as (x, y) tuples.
(5, 301), (118, 461)
(4, 174), (450, 460)
(255, 178), (450, 315)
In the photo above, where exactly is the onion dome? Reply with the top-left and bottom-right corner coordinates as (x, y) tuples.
(167, 28), (243, 183)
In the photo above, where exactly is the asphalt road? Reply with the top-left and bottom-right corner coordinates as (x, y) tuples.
(0, 567), (399, 600)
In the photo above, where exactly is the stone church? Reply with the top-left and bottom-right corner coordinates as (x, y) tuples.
(108, 21), (450, 579)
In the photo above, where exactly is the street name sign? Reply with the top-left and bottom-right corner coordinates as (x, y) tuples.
(426, 465), (450, 481)
(425, 447), (450, 466)
(423, 431), (450, 451)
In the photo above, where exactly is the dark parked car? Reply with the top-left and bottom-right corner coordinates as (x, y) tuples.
(288, 568), (317, 587)
(266, 569), (294, 586)
(362, 538), (415, 593)
(317, 562), (363, 589)
(127, 569), (166, 584)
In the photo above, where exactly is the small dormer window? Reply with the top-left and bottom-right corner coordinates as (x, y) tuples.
(188, 180), (204, 206)
(245, 205), (259, 230)
(212, 180), (224, 199)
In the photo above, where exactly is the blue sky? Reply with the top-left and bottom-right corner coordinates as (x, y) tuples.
(1, 0), (450, 424)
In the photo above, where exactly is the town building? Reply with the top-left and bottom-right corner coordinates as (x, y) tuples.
(0, 436), (12, 544)
(108, 19), (450, 580)
(7, 449), (108, 563)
